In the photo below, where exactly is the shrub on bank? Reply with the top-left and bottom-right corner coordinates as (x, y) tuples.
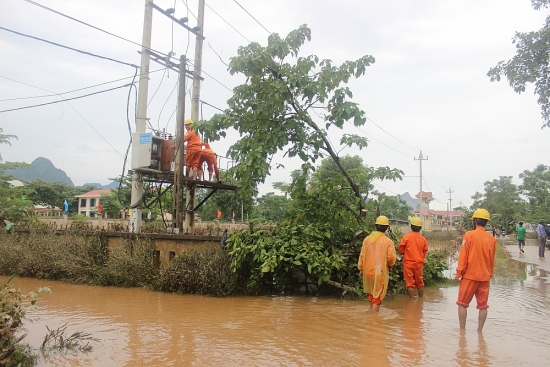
(155, 245), (247, 296)
(0, 231), (155, 288)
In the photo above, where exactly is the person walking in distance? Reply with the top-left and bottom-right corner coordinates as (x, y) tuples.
(357, 216), (397, 312)
(398, 217), (429, 298)
(455, 209), (496, 332)
(536, 220), (547, 259)
(516, 221), (526, 255)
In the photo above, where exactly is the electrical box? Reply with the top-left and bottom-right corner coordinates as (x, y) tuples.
(161, 139), (176, 171)
(131, 132), (164, 170)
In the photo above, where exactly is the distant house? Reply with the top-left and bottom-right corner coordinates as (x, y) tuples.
(33, 205), (62, 217)
(75, 189), (111, 217)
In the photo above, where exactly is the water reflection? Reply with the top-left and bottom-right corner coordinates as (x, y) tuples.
(455, 331), (490, 367)
(3, 249), (550, 367)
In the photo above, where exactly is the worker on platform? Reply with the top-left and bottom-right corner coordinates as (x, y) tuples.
(198, 142), (220, 182)
(358, 215), (397, 312)
(398, 217), (429, 298)
(183, 119), (201, 179)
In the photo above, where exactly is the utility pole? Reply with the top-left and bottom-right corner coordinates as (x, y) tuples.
(183, 0), (205, 233)
(414, 151), (428, 225)
(447, 187), (454, 226)
(130, 0), (154, 233)
(191, 0), (205, 122)
(172, 55), (187, 233)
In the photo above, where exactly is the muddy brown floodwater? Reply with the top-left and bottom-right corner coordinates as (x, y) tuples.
(3, 238), (550, 366)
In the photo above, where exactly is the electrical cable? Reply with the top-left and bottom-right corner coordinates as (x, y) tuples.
(200, 100), (224, 112)
(158, 78), (179, 130)
(346, 120), (415, 157)
(233, 0), (271, 34)
(185, 59), (233, 92)
(205, 2), (250, 42)
(366, 117), (419, 153)
(21, 0), (170, 59)
(0, 26), (137, 68)
(0, 68), (166, 102)
(148, 68), (168, 107)
(0, 76), (131, 161)
(180, 0), (198, 22)
(426, 160), (448, 191)
(0, 84), (132, 113)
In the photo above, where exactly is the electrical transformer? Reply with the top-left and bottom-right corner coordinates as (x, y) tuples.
(131, 132), (174, 171)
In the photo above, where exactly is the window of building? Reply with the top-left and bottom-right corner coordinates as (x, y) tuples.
(80, 211), (86, 216)
(80, 198), (87, 207)
(90, 198), (96, 207)
(169, 251), (176, 261)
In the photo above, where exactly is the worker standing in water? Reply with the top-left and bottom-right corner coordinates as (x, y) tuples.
(455, 208), (496, 332)
(358, 216), (397, 312)
(398, 217), (429, 298)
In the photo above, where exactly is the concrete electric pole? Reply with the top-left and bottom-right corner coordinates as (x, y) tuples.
(447, 187), (454, 226)
(129, 0), (154, 233)
(172, 55), (187, 233)
(414, 151), (428, 225)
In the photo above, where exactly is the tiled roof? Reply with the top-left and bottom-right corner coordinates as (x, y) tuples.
(75, 189), (112, 198)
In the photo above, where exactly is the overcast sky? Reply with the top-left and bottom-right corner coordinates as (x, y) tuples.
(1, 0), (548, 211)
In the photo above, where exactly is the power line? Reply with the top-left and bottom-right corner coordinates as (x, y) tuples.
(426, 160), (447, 191)
(21, 0), (170, 59)
(0, 68), (166, 102)
(366, 117), (419, 152)
(0, 84), (132, 113)
(349, 121), (415, 157)
(0, 26), (136, 68)
(0, 76), (128, 159)
(205, 2), (250, 42)
(186, 59), (233, 92)
(233, 0), (271, 34)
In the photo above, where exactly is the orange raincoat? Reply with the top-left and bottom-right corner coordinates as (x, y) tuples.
(358, 232), (397, 300)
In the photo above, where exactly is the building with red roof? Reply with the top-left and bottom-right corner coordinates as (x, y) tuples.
(75, 189), (111, 217)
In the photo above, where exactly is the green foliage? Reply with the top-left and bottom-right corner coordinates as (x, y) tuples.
(488, 0), (550, 128)
(197, 25), (375, 201)
(227, 223), (347, 290)
(41, 323), (99, 354)
(1, 277), (49, 367)
(254, 192), (289, 222)
(470, 176), (523, 228)
(155, 245), (245, 296)
(0, 231), (155, 288)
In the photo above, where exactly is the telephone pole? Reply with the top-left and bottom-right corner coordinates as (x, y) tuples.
(172, 55), (187, 233)
(191, 0), (205, 122)
(129, 0), (154, 233)
(447, 187), (454, 226)
(414, 151), (428, 225)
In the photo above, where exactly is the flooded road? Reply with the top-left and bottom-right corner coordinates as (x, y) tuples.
(4, 239), (550, 366)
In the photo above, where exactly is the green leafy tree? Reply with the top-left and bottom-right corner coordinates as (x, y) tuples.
(254, 192), (289, 222)
(197, 25), (375, 208)
(0, 127), (17, 162)
(488, 0), (550, 128)
(472, 176), (524, 229)
(366, 192), (412, 221)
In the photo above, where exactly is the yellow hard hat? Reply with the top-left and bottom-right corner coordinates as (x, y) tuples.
(184, 119), (193, 125)
(411, 217), (423, 227)
(375, 216), (390, 225)
(470, 208), (491, 221)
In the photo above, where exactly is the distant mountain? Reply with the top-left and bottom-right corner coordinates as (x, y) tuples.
(5, 157), (73, 185)
(400, 192), (419, 210)
(82, 181), (119, 189)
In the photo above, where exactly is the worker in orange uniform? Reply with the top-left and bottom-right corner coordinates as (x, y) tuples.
(398, 217), (429, 298)
(183, 119), (202, 179)
(358, 215), (397, 312)
(454, 208), (496, 333)
(198, 142), (220, 182)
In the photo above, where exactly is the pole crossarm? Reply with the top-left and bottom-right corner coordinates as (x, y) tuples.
(148, 1), (205, 39)
(142, 50), (201, 80)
